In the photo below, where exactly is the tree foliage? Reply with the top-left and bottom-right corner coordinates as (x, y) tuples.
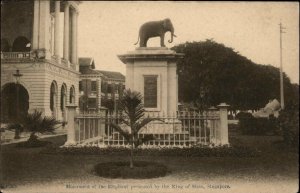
(172, 40), (299, 110)
(5, 110), (61, 142)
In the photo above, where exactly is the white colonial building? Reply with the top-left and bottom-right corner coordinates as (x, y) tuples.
(1, 1), (81, 123)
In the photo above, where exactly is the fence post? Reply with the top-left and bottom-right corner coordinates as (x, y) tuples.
(64, 105), (77, 146)
(217, 103), (230, 145)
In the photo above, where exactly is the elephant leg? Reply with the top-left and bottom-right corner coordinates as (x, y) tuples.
(140, 36), (146, 47)
(160, 34), (165, 47)
(145, 38), (149, 47)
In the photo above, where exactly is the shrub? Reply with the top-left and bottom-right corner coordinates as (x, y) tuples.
(42, 145), (260, 158)
(228, 114), (234, 120)
(238, 112), (278, 135)
(236, 112), (252, 120)
(16, 135), (52, 148)
(228, 123), (239, 131)
(94, 161), (168, 179)
(278, 103), (299, 147)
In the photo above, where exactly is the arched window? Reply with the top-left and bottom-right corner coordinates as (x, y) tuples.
(12, 36), (31, 52)
(60, 84), (67, 111)
(69, 86), (75, 104)
(50, 81), (57, 111)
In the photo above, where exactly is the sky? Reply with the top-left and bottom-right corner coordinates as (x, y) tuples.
(77, 2), (299, 83)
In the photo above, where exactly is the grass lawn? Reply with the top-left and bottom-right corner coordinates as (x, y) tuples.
(0, 132), (298, 193)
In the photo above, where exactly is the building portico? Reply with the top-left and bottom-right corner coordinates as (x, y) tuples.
(1, 1), (81, 122)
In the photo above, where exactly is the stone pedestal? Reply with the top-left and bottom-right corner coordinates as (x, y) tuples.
(64, 105), (77, 146)
(118, 47), (183, 116)
(217, 103), (230, 145)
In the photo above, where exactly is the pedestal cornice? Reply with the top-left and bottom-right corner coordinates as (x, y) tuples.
(118, 47), (184, 64)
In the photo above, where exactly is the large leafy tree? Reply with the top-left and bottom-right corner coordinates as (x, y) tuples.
(109, 89), (160, 168)
(172, 40), (298, 110)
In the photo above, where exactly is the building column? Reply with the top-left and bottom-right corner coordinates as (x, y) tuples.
(71, 8), (78, 65)
(38, 0), (50, 50)
(32, 0), (39, 50)
(54, 1), (60, 58)
(32, 0), (50, 59)
(63, 3), (70, 61)
(97, 79), (102, 111)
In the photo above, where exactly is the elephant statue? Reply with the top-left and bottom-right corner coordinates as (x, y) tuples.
(134, 18), (177, 47)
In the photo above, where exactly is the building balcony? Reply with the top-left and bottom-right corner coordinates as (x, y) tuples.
(1, 51), (78, 71)
(1, 52), (33, 61)
(89, 92), (97, 98)
(100, 93), (120, 100)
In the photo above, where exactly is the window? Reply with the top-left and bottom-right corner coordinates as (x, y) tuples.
(61, 85), (66, 111)
(50, 82), (57, 111)
(107, 84), (112, 93)
(91, 81), (97, 92)
(101, 82), (106, 93)
(69, 86), (75, 104)
(115, 85), (119, 94)
(12, 36), (31, 52)
(88, 98), (96, 108)
(79, 81), (82, 91)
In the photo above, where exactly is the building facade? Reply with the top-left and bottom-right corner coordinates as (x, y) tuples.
(79, 57), (125, 113)
(1, 1), (80, 122)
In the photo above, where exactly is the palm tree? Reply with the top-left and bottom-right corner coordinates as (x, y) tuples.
(5, 110), (61, 143)
(109, 89), (160, 168)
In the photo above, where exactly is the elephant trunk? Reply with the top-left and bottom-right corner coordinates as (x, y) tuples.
(168, 26), (176, 43)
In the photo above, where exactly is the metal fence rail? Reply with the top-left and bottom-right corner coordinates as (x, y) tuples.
(74, 109), (221, 147)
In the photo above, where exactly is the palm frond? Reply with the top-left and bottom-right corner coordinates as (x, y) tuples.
(134, 117), (163, 134)
(5, 123), (24, 132)
(119, 117), (130, 127)
(21, 110), (43, 132)
(108, 122), (131, 142)
(40, 116), (61, 133)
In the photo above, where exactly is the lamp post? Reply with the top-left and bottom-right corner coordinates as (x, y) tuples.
(13, 69), (23, 139)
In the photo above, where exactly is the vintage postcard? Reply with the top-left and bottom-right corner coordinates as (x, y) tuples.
(1, 1), (299, 193)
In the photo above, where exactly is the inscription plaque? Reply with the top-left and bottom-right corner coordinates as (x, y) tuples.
(144, 75), (157, 108)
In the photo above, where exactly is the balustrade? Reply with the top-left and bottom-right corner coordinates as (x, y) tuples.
(1, 52), (32, 60)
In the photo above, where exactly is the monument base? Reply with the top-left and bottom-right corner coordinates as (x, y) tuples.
(118, 119), (182, 134)
(118, 47), (184, 116)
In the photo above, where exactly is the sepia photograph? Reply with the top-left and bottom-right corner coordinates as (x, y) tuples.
(0, 1), (299, 193)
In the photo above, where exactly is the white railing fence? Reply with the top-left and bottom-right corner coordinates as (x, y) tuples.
(64, 103), (229, 147)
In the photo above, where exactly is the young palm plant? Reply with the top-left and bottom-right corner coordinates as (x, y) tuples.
(109, 89), (161, 168)
(5, 110), (61, 144)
